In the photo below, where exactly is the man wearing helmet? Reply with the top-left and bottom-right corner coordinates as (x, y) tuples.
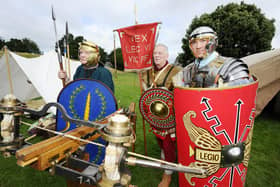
(173, 26), (251, 88)
(58, 40), (114, 92)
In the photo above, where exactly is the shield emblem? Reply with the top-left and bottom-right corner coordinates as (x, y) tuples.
(139, 88), (175, 130)
(174, 80), (258, 187)
(56, 79), (117, 164)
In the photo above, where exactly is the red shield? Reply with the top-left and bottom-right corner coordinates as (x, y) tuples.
(174, 80), (258, 187)
(139, 88), (175, 130)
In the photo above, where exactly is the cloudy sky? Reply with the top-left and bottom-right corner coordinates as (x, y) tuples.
(0, 0), (279, 63)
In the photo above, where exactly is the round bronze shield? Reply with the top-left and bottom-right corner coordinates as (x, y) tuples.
(139, 88), (175, 130)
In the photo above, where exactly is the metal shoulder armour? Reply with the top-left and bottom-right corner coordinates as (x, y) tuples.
(218, 58), (249, 83)
(182, 63), (195, 86)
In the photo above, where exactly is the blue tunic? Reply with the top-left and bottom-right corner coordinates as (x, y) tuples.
(73, 64), (114, 93)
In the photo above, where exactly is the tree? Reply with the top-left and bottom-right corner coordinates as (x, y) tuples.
(22, 38), (40, 54)
(108, 48), (124, 71)
(58, 33), (108, 62)
(98, 46), (108, 65)
(58, 33), (83, 60)
(0, 37), (5, 49)
(6, 38), (25, 52)
(178, 2), (275, 67)
(5, 38), (40, 54)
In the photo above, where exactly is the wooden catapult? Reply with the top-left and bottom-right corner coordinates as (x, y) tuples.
(0, 94), (205, 187)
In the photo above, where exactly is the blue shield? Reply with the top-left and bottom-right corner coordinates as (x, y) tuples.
(56, 79), (117, 164)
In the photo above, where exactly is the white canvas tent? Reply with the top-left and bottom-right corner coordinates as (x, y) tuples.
(242, 48), (280, 116)
(0, 49), (80, 104)
(1, 48), (279, 116)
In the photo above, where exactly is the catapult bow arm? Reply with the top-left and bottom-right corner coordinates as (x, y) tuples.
(18, 102), (106, 130)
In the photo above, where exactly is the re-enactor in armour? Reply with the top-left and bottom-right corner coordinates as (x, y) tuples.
(173, 26), (258, 187)
(141, 44), (182, 187)
(173, 26), (252, 88)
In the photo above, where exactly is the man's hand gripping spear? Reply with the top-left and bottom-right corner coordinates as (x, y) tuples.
(52, 6), (65, 87)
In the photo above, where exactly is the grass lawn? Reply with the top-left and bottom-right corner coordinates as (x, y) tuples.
(0, 50), (40, 58)
(0, 71), (279, 187)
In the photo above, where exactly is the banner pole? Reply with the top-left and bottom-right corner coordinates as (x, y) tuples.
(134, 2), (138, 25)
(113, 32), (117, 79)
(113, 22), (161, 156)
(138, 72), (148, 155)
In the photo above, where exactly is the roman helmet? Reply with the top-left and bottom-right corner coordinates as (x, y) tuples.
(189, 26), (218, 58)
(79, 40), (100, 67)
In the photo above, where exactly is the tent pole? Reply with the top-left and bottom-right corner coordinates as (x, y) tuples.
(4, 46), (14, 94)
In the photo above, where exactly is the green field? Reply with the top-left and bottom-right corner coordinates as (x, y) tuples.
(0, 50), (40, 58)
(0, 71), (279, 187)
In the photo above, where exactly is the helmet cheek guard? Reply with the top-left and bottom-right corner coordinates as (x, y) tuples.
(189, 26), (218, 58)
(87, 52), (100, 66)
(205, 37), (218, 54)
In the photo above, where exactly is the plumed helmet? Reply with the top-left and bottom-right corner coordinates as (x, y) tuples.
(79, 40), (100, 67)
(189, 26), (218, 58)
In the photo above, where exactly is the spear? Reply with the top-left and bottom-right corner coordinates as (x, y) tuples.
(65, 21), (71, 78)
(51, 5), (65, 87)
(63, 33), (67, 77)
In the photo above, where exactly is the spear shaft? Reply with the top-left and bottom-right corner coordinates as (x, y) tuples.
(51, 6), (65, 87)
(65, 21), (71, 77)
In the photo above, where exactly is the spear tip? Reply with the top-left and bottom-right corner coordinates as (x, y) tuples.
(66, 21), (69, 35)
(51, 5), (56, 21)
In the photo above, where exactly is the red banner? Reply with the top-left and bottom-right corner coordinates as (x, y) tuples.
(174, 81), (258, 187)
(115, 22), (159, 71)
